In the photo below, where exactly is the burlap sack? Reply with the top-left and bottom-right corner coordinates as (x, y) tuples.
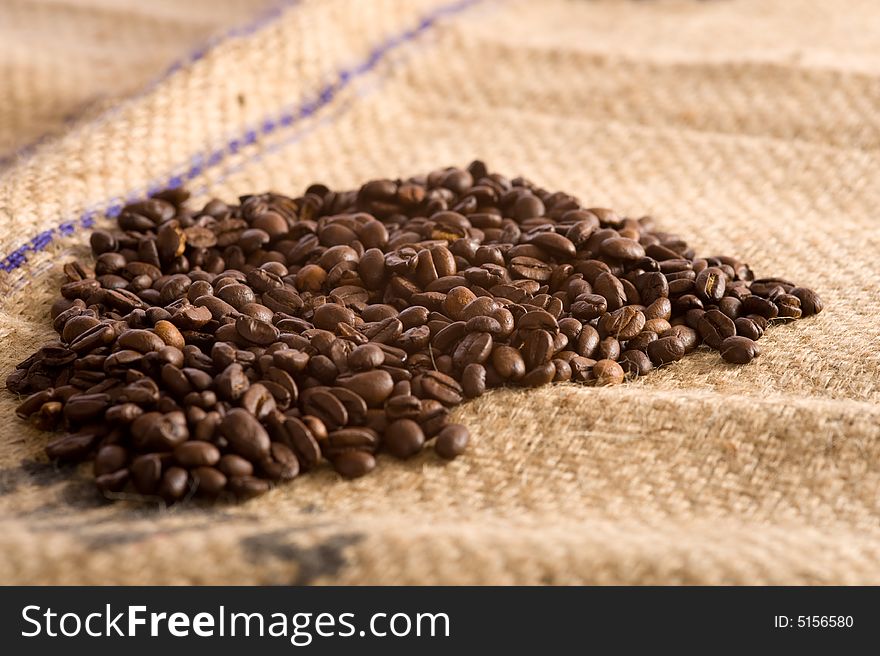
(1, 0), (878, 585)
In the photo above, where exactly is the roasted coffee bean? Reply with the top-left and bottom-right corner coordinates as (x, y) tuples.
(218, 454), (254, 479)
(521, 361), (556, 387)
(790, 287), (823, 316)
(456, 359), (486, 394)
(158, 466), (190, 503)
(598, 307), (645, 340)
(435, 424), (469, 460)
(94, 444), (128, 476)
(219, 409), (271, 461)
(420, 370), (464, 405)
(646, 336), (686, 365)
(332, 451), (376, 479)
(592, 359), (625, 386)
(619, 350), (653, 376)
(174, 440), (221, 468)
(694, 266), (726, 303)
(741, 295), (779, 319)
(337, 370), (394, 407)
(385, 419), (425, 459)
(131, 454), (163, 495)
(735, 317), (765, 341)
(720, 336), (761, 364)
(303, 390), (348, 430)
(697, 309), (737, 350)
(9, 163), (820, 502)
(191, 466), (227, 496)
(775, 293), (803, 320)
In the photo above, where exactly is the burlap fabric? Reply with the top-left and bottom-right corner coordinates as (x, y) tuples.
(1, 0), (878, 585)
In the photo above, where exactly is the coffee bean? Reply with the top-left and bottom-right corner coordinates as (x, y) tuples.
(303, 390), (349, 430)
(219, 409), (271, 461)
(461, 363), (487, 398)
(435, 424), (469, 460)
(790, 287), (823, 316)
(158, 466), (190, 503)
(420, 370), (464, 405)
(694, 266), (726, 302)
(332, 451), (376, 479)
(697, 309), (737, 350)
(720, 336), (761, 364)
(619, 350), (653, 376)
(192, 467), (227, 496)
(733, 316), (763, 341)
(218, 454), (254, 478)
(646, 336), (686, 365)
(599, 237), (645, 261)
(598, 307), (645, 340)
(521, 361), (556, 387)
(131, 454), (163, 494)
(337, 370), (394, 407)
(10, 163), (820, 502)
(235, 315), (279, 345)
(592, 359), (625, 386)
(174, 440), (221, 468)
(385, 419), (425, 459)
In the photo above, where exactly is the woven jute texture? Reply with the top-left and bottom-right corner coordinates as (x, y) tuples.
(1, 0), (879, 585)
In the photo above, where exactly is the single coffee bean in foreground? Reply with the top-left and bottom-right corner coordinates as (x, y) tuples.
(5, 161), (823, 503)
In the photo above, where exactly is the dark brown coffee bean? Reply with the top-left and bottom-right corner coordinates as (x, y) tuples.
(734, 317), (765, 341)
(598, 307), (645, 340)
(337, 370), (394, 407)
(260, 442), (300, 481)
(599, 237), (645, 261)
(283, 417), (322, 468)
(741, 295), (779, 319)
(521, 362), (556, 387)
(303, 390), (348, 430)
(174, 440), (221, 468)
(94, 444), (128, 476)
(774, 293), (803, 320)
(131, 411), (189, 451)
(131, 453), (163, 494)
(720, 336), (761, 364)
(235, 315), (279, 345)
(452, 331), (493, 369)
(228, 475), (271, 498)
(219, 408), (271, 461)
(192, 466), (227, 496)
(697, 309), (737, 350)
(385, 419), (425, 459)
(694, 266), (726, 302)
(619, 350), (653, 376)
(332, 451), (376, 479)
(435, 424), (469, 460)
(790, 287), (823, 316)
(218, 454), (254, 478)
(159, 466), (190, 503)
(216, 363), (250, 400)
(593, 272), (626, 311)
(646, 336), (686, 365)
(625, 331), (657, 352)
(461, 363), (487, 398)
(597, 336), (620, 361)
(420, 370), (464, 405)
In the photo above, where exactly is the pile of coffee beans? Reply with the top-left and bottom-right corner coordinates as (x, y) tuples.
(6, 161), (823, 503)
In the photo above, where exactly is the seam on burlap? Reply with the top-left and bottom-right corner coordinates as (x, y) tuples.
(0, 0), (304, 169)
(0, 0), (484, 278)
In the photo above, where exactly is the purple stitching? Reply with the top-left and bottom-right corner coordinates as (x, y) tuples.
(0, 0), (303, 169)
(0, 0), (482, 275)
